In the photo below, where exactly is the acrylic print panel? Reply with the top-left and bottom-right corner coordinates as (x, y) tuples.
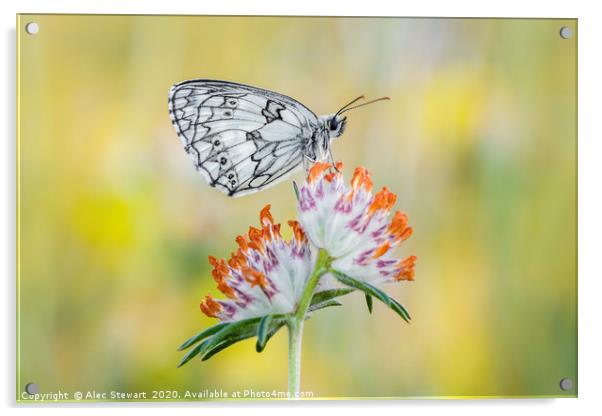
(16, 15), (577, 401)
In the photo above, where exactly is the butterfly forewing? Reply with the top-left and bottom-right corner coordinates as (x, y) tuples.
(168, 80), (319, 197)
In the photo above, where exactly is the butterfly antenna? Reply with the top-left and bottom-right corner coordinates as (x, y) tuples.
(335, 95), (365, 116)
(338, 96), (390, 115)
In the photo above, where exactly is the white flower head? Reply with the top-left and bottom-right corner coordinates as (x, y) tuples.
(297, 162), (416, 286)
(200, 205), (315, 322)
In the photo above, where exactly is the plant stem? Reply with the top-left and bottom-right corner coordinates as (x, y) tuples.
(294, 249), (329, 322)
(287, 249), (329, 396)
(287, 319), (303, 396)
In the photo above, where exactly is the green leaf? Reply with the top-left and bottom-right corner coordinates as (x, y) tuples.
(200, 339), (239, 362)
(331, 270), (411, 323)
(201, 331), (260, 361)
(178, 317), (261, 368)
(204, 320), (285, 361)
(310, 288), (354, 306)
(177, 338), (211, 368)
(309, 299), (342, 312)
(178, 315), (291, 366)
(199, 317), (261, 354)
(365, 294), (373, 313)
(178, 322), (229, 351)
(201, 330), (259, 362)
(389, 297), (411, 322)
(255, 315), (273, 352)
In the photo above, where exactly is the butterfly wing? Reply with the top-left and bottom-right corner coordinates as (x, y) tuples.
(168, 79), (319, 197)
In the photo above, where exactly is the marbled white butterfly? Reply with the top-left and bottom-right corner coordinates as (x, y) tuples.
(168, 79), (388, 197)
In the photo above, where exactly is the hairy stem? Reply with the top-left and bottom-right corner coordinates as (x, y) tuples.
(287, 249), (329, 396)
(287, 319), (303, 396)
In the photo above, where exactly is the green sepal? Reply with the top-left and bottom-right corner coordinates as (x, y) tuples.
(365, 294), (373, 314)
(331, 270), (411, 323)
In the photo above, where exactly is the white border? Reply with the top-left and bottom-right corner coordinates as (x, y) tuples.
(3, 1), (601, 415)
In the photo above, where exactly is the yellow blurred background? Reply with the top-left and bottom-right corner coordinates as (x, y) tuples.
(17, 15), (576, 399)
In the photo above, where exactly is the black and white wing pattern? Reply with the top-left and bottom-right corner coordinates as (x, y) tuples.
(168, 80), (320, 197)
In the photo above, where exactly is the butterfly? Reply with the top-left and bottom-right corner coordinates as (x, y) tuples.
(168, 79), (388, 197)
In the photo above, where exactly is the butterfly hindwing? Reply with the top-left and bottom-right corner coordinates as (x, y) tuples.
(168, 80), (319, 196)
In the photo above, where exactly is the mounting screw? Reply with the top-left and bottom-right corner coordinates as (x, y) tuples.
(559, 26), (572, 39)
(25, 383), (39, 395)
(25, 22), (39, 35)
(559, 378), (573, 391)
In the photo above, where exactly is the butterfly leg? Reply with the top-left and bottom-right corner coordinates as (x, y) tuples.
(327, 150), (341, 172)
(303, 154), (317, 172)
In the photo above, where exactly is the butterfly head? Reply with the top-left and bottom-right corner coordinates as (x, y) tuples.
(326, 95), (390, 140)
(326, 115), (347, 139)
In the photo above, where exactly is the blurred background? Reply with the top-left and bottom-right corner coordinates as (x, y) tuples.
(17, 15), (576, 399)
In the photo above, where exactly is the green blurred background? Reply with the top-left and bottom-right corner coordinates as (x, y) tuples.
(17, 15), (576, 399)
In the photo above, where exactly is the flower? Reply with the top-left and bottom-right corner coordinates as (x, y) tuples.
(180, 162), (418, 380)
(199, 205), (315, 322)
(297, 162), (416, 286)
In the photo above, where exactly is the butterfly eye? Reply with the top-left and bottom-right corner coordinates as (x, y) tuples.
(329, 118), (339, 131)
